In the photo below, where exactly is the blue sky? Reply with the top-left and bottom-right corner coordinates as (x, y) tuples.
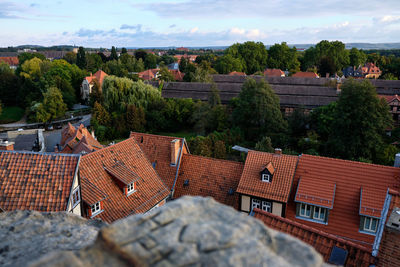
(1, 0), (400, 47)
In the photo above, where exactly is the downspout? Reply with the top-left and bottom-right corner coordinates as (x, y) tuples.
(372, 188), (392, 257)
(170, 138), (185, 199)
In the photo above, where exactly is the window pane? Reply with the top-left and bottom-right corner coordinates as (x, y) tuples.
(365, 217), (371, 229)
(306, 205), (311, 217)
(314, 207), (320, 218)
(371, 218), (377, 231)
(300, 204), (305, 215)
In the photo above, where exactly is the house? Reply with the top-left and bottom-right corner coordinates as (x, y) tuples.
(379, 94), (400, 124)
(286, 154), (400, 253)
(236, 149), (298, 216)
(59, 123), (102, 154)
(342, 66), (363, 78)
(79, 137), (169, 223)
(228, 71), (246, 76)
(169, 69), (185, 81)
(0, 57), (19, 69)
(173, 54), (198, 63)
(167, 62), (179, 70)
(360, 62), (381, 79)
(292, 72), (319, 78)
(263, 68), (285, 77)
(174, 154), (244, 209)
(80, 70), (108, 101)
(176, 47), (189, 52)
(138, 69), (159, 80)
(0, 150), (81, 215)
(253, 209), (376, 266)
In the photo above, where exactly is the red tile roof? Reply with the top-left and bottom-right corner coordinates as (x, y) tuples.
(81, 176), (107, 206)
(85, 70), (108, 87)
(174, 54), (198, 62)
(379, 94), (400, 103)
(138, 69), (159, 80)
(174, 154), (244, 209)
(237, 150), (298, 203)
(287, 154), (400, 249)
(361, 62), (381, 75)
(130, 132), (188, 191)
(104, 161), (141, 185)
(169, 69), (184, 81)
(0, 57), (19, 66)
(0, 151), (79, 212)
(360, 187), (386, 218)
(295, 178), (336, 209)
(292, 72), (319, 78)
(253, 209), (377, 266)
(60, 123), (102, 154)
(80, 137), (169, 223)
(264, 68), (285, 77)
(229, 71), (246, 76)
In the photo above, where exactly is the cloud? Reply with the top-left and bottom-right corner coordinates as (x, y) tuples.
(169, 24), (176, 28)
(190, 27), (198, 34)
(138, 0), (400, 20)
(374, 15), (400, 25)
(120, 24), (142, 31)
(30, 3), (40, 8)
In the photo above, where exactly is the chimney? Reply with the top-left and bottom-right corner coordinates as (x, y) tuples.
(170, 139), (181, 166)
(0, 140), (14, 151)
(274, 148), (282, 155)
(394, 153), (400, 167)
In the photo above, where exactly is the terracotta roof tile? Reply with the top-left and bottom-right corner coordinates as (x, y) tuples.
(174, 154), (244, 209)
(85, 70), (108, 87)
(264, 68), (285, 77)
(229, 71), (246, 76)
(104, 161), (141, 185)
(130, 132), (188, 191)
(254, 209), (377, 266)
(359, 187), (386, 218)
(292, 72), (319, 78)
(81, 177), (107, 206)
(287, 154), (400, 249)
(295, 178), (336, 209)
(0, 151), (79, 212)
(0, 57), (19, 66)
(80, 137), (169, 223)
(60, 123), (102, 154)
(237, 150), (298, 202)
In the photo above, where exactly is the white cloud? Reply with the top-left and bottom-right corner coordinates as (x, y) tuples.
(190, 27), (198, 34)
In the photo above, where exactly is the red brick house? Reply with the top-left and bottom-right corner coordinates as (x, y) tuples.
(0, 151), (81, 215)
(79, 137), (169, 223)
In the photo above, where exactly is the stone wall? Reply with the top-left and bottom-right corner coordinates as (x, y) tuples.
(1, 197), (330, 267)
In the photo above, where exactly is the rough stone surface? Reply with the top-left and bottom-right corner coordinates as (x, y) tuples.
(0, 210), (105, 267)
(29, 197), (329, 267)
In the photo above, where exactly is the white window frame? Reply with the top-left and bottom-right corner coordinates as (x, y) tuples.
(261, 201), (272, 212)
(91, 202), (101, 216)
(72, 187), (80, 208)
(363, 216), (379, 233)
(252, 198), (261, 209)
(299, 203), (312, 218)
(261, 174), (271, 182)
(127, 182), (135, 194)
(313, 206), (326, 221)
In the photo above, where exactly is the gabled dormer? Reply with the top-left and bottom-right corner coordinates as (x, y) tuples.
(260, 162), (275, 183)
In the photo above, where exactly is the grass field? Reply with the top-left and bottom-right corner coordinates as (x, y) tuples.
(0, 106), (25, 124)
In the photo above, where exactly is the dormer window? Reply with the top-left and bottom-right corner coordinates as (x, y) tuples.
(260, 162), (274, 183)
(262, 174), (271, 182)
(89, 201), (103, 218)
(127, 182), (135, 195)
(360, 216), (379, 234)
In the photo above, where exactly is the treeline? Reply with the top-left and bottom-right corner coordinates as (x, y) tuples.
(91, 74), (398, 165)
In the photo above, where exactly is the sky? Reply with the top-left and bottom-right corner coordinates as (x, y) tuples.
(1, 0), (400, 48)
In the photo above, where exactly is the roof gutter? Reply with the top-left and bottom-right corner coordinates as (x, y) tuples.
(170, 138), (185, 198)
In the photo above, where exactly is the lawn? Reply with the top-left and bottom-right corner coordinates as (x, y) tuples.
(0, 106), (25, 124)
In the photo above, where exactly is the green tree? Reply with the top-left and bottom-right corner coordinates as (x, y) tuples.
(35, 87), (67, 122)
(63, 52), (77, 65)
(110, 46), (118, 61)
(126, 104), (146, 132)
(267, 42), (300, 72)
(134, 49), (147, 61)
(349, 48), (367, 67)
(214, 140), (226, 159)
(232, 78), (287, 140)
(328, 79), (392, 162)
(86, 53), (103, 72)
(92, 101), (110, 126)
(18, 52), (45, 65)
(20, 57), (43, 80)
(76, 47), (87, 69)
(121, 47), (128, 54)
(225, 41), (268, 74)
(214, 54), (244, 74)
(159, 66), (175, 81)
(144, 53), (158, 69)
(255, 136), (274, 152)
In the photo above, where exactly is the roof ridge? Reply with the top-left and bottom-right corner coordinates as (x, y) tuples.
(82, 137), (135, 158)
(302, 153), (400, 170)
(183, 153), (244, 165)
(0, 150), (80, 157)
(130, 131), (183, 140)
(248, 150), (299, 158)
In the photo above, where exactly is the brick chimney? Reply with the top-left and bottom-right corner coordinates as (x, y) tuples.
(170, 139), (181, 166)
(274, 148), (282, 155)
(0, 140), (14, 151)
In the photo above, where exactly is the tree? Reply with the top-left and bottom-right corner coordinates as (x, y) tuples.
(17, 52), (45, 65)
(86, 53), (103, 72)
(349, 48), (367, 67)
(214, 54), (244, 74)
(63, 52), (77, 65)
(121, 47), (128, 54)
(0, 101), (2, 116)
(36, 87), (67, 122)
(267, 42), (300, 72)
(92, 101), (110, 126)
(328, 79), (392, 162)
(76, 47), (87, 69)
(159, 66), (175, 81)
(144, 53), (158, 69)
(208, 85), (221, 107)
(232, 78), (287, 140)
(225, 41), (268, 74)
(318, 56), (336, 77)
(110, 46), (118, 61)
(214, 140), (226, 159)
(126, 104), (146, 132)
(134, 49), (147, 61)
(255, 136), (274, 152)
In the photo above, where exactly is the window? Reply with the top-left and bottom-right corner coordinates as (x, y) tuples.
(91, 202), (101, 215)
(127, 182), (135, 194)
(261, 174), (271, 182)
(262, 201), (272, 212)
(299, 203), (312, 218)
(362, 216), (379, 233)
(313, 206), (326, 221)
(252, 199), (260, 209)
(72, 187), (80, 207)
